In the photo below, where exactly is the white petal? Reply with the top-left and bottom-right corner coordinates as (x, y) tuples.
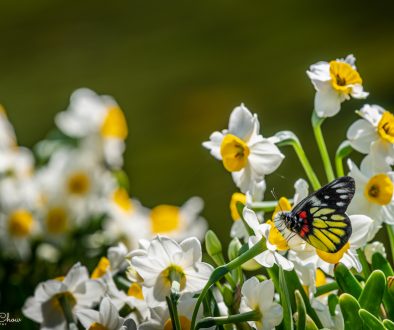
(347, 119), (377, 154)
(358, 104), (384, 126)
(262, 303), (283, 329)
(76, 308), (98, 328)
(248, 139), (284, 177)
(63, 263), (89, 291)
(351, 84), (369, 99)
(349, 215), (373, 249)
(202, 131), (224, 160)
(314, 85), (343, 118)
(293, 179), (309, 205)
(180, 237), (202, 264)
(228, 104), (255, 141)
(241, 277), (259, 308)
(242, 207), (260, 233)
(257, 280), (275, 311)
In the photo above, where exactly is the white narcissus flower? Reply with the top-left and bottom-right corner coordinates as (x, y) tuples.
(311, 298), (344, 330)
(307, 54), (368, 118)
(22, 263), (105, 329)
(76, 297), (126, 330)
(347, 158), (394, 231)
(243, 207), (294, 271)
(130, 236), (213, 305)
(240, 277), (283, 330)
(347, 104), (394, 163)
(55, 88), (128, 168)
(0, 106), (16, 150)
(203, 104), (284, 193)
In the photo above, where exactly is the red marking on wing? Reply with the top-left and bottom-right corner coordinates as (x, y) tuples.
(300, 224), (310, 238)
(299, 211), (307, 219)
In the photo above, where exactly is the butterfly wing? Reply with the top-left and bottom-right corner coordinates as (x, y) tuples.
(290, 176), (355, 253)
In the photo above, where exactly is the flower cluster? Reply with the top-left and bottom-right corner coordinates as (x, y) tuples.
(17, 54), (394, 329)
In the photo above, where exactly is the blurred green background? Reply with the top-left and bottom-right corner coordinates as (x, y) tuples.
(1, 0), (394, 247)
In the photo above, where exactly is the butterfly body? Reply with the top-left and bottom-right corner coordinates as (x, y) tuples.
(274, 176), (355, 253)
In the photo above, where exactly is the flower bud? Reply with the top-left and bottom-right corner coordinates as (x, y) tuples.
(388, 276), (394, 298)
(227, 238), (242, 261)
(205, 230), (222, 257)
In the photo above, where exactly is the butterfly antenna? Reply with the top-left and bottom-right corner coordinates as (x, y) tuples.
(271, 188), (283, 213)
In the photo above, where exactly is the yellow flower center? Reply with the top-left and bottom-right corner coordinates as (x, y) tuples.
(127, 283), (144, 300)
(329, 61), (362, 94)
(230, 192), (246, 221)
(46, 207), (68, 234)
(91, 257), (110, 279)
(67, 171), (90, 195)
(159, 265), (186, 291)
(220, 134), (250, 172)
(317, 242), (350, 264)
(100, 106), (128, 139)
(364, 174), (393, 205)
(50, 291), (77, 313)
(112, 188), (133, 213)
(163, 316), (192, 330)
(267, 197), (292, 251)
(89, 323), (108, 330)
(150, 205), (181, 234)
(7, 209), (35, 237)
(54, 276), (65, 281)
(378, 111), (394, 143)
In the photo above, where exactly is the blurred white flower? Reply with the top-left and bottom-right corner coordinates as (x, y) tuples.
(55, 88), (128, 168)
(37, 147), (115, 226)
(240, 277), (283, 330)
(76, 297), (126, 330)
(203, 104), (284, 192)
(22, 263), (104, 329)
(364, 241), (386, 264)
(130, 236), (213, 305)
(307, 54), (368, 117)
(311, 298), (344, 330)
(0, 106), (16, 150)
(347, 104), (394, 163)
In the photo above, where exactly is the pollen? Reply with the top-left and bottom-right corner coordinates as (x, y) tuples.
(150, 205), (181, 234)
(100, 106), (128, 140)
(220, 134), (250, 172)
(378, 111), (394, 144)
(230, 192), (246, 221)
(329, 61), (362, 94)
(67, 171), (90, 195)
(91, 257), (110, 279)
(46, 207), (68, 234)
(364, 174), (393, 205)
(7, 209), (35, 237)
(112, 188), (133, 213)
(127, 283), (144, 300)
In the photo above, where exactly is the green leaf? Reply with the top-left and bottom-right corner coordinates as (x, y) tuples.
(371, 252), (394, 276)
(279, 267), (293, 330)
(338, 293), (362, 330)
(358, 309), (385, 330)
(334, 263), (362, 299)
(295, 290), (306, 330)
(304, 315), (319, 330)
(327, 294), (339, 316)
(358, 270), (386, 316)
(283, 268), (323, 328)
(383, 319), (394, 330)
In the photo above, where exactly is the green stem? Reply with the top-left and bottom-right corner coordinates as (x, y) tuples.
(58, 295), (76, 329)
(312, 112), (335, 182)
(191, 239), (266, 329)
(335, 141), (353, 177)
(196, 310), (261, 329)
(250, 199), (294, 213)
(357, 248), (371, 278)
(315, 281), (339, 297)
(166, 295), (181, 330)
(386, 224), (394, 265)
(276, 131), (321, 190)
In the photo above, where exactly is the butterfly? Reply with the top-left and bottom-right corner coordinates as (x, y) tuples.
(274, 176), (355, 253)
